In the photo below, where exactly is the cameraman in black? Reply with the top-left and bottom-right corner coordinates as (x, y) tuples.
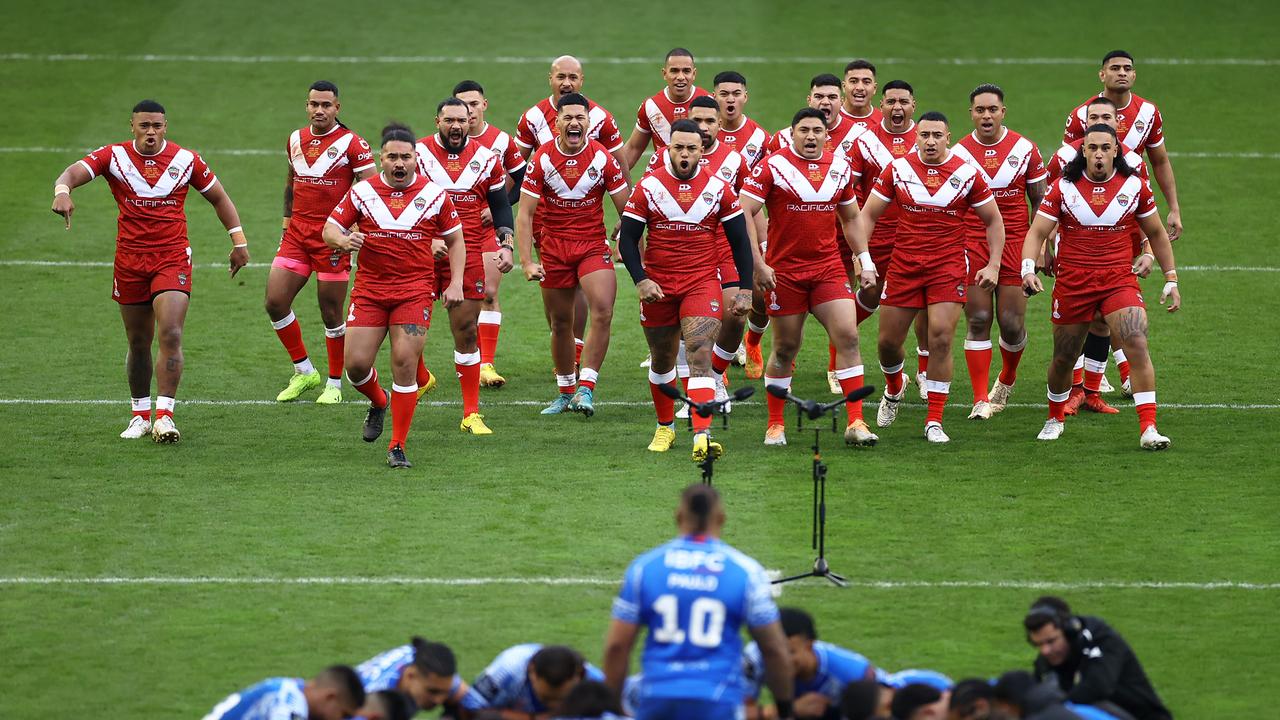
(1023, 597), (1171, 720)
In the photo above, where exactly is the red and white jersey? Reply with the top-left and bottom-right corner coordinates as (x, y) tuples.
(849, 121), (918, 197)
(645, 141), (745, 191)
(951, 128), (1047, 241)
(515, 96), (624, 154)
(469, 123), (526, 175)
(78, 140), (218, 253)
(839, 106), (883, 132)
(1046, 138), (1148, 183)
(634, 87), (713, 149)
(414, 135), (505, 249)
(327, 174), (461, 295)
(521, 139), (628, 241)
(1038, 172), (1157, 271)
(740, 148), (859, 274)
(871, 151), (994, 263)
(766, 113), (868, 161)
(622, 163), (743, 281)
(717, 116), (771, 168)
(1063, 93), (1165, 155)
(286, 124), (375, 225)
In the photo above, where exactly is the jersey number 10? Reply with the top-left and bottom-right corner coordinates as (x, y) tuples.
(652, 594), (726, 647)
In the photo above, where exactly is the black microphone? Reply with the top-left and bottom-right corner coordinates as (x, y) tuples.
(657, 383), (683, 401)
(767, 384), (877, 419)
(730, 386), (755, 402)
(658, 381), (753, 417)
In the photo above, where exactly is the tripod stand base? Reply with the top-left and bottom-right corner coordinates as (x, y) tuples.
(771, 558), (848, 587)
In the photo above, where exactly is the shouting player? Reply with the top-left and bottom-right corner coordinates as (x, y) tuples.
(416, 98), (517, 435)
(604, 484), (795, 720)
(840, 59), (882, 129)
(1064, 50), (1181, 242)
(268, 81), (375, 405)
(1022, 123), (1181, 450)
(51, 99), (250, 443)
(620, 48), (711, 169)
(742, 107), (879, 448)
(861, 112), (1004, 443)
(324, 123), (465, 468)
(949, 84), (1047, 418)
(201, 666), (365, 720)
(518, 93), (629, 417)
(357, 636), (468, 716)
(618, 119), (754, 461)
(454, 79), (528, 389)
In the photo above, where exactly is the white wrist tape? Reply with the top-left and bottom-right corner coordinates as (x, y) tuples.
(1021, 258), (1036, 277)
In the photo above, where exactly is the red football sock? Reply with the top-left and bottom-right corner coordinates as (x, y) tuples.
(998, 336), (1026, 385)
(711, 344), (734, 375)
(389, 384), (419, 449)
(416, 356), (432, 386)
(687, 377), (715, 433)
(745, 321), (766, 350)
(917, 348), (929, 376)
(648, 369), (677, 424)
(882, 362), (905, 397)
(574, 338), (585, 366)
(455, 350), (481, 416)
(155, 395), (175, 420)
(1072, 357), (1084, 387)
(578, 367), (598, 391)
(131, 397), (151, 420)
(765, 375), (791, 426)
(964, 340), (992, 403)
(834, 366), (865, 423)
(352, 369), (388, 408)
(855, 296), (876, 326)
(925, 381), (949, 426)
(1114, 348), (1131, 384)
(1048, 387), (1070, 421)
(272, 311), (309, 363)
(477, 311), (501, 365)
(828, 343), (837, 372)
(324, 325), (345, 381)
(1134, 391), (1157, 432)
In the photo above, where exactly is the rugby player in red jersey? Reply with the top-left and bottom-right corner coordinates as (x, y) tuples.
(324, 123), (464, 468)
(268, 81), (375, 406)
(949, 84), (1047, 419)
(741, 108), (880, 447)
(840, 59), (882, 130)
(454, 80), (524, 388)
(860, 112), (1004, 443)
(620, 48), (711, 169)
(1063, 50), (1181, 241)
(50, 99), (250, 443)
(518, 93), (630, 417)
(416, 98), (516, 435)
(1022, 124), (1180, 450)
(618, 120), (754, 461)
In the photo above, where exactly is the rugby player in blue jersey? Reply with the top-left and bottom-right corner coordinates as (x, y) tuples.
(744, 607), (877, 719)
(603, 484), (795, 720)
(357, 637), (467, 716)
(202, 666), (365, 720)
(460, 643), (603, 719)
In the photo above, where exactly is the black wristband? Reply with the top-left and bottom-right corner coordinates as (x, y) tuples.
(774, 700), (794, 719)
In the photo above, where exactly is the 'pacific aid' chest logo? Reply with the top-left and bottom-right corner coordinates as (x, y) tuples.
(1090, 186), (1109, 207)
(807, 162), (823, 182)
(925, 168), (942, 189)
(984, 148), (1000, 171)
(677, 183), (694, 204)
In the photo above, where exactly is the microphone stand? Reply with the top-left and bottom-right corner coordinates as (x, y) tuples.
(658, 384), (755, 485)
(766, 385), (876, 588)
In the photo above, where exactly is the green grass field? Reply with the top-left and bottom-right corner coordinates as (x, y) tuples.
(2, 1), (1279, 717)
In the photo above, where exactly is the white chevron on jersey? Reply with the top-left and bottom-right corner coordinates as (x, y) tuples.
(629, 173), (731, 225)
(853, 132), (895, 175)
(1119, 102), (1157, 152)
(756, 153), (856, 204)
(350, 179), (451, 231)
(889, 157), (979, 207)
(1054, 174), (1147, 226)
(951, 132), (1037, 189)
(414, 138), (500, 192)
(289, 130), (356, 177)
(537, 147), (613, 199)
(107, 144), (196, 198)
(521, 102), (614, 148)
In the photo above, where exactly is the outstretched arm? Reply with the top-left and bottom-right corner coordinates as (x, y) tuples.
(50, 162), (94, 229)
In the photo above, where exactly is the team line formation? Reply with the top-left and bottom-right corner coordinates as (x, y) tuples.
(198, 484), (1173, 720)
(49, 48), (1185, 466)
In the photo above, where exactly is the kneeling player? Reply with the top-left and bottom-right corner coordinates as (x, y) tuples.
(618, 120), (754, 461)
(323, 124), (465, 468)
(460, 643), (603, 718)
(860, 112), (1004, 443)
(741, 107), (879, 448)
(357, 636), (468, 715)
(518, 93), (629, 417)
(743, 607), (877, 719)
(1022, 124), (1180, 450)
(202, 666), (365, 720)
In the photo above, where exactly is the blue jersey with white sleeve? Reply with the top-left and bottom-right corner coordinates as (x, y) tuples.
(743, 639), (873, 703)
(202, 677), (308, 720)
(356, 644), (464, 695)
(612, 535), (780, 704)
(461, 643), (604, 713)
(877, 668), (953, 691)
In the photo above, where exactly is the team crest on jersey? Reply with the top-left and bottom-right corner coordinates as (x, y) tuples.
(469, 160), (481, 173)
(1116, 193), (1130, 207)
(844, 282), (853, 293)
(829, 170), (842, 181)
(720, 167), (733, 180)
(842, 140), (853, 151)
(1133, 119), (1146, 134)
(474, 279), (484, 293)
(949, 176), (962, 189)
(587, 167), (599, 180)
(768, 292), (781, 311)
(414, 197), (427, 210)
(327, 146), (340, 160)
(701, 191), (715, 204)
(423, 308), (431, 322)
(166, 166), (179, 180)
(178, 273), (188, 286)
(710, 299), (720, 312)
(1007, 156), (1020, 168)
(956, 283), (965, 297)
(746, 143), (758, 155)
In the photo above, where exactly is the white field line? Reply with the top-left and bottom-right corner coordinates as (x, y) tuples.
(2, 146), (1273, 160)
(0, 575), (1276, 590)
(2, 53), (1279, 66)
(0, 398), (1275, 410)
(1, 260), (1276, 273)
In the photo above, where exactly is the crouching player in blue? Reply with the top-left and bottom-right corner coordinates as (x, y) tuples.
(460, 643), (603, 718)
(357, 636), (468, 716)
(603, 483), (796, 720)
(202, 665), (365, 720)
(744, 607), (877, 719)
